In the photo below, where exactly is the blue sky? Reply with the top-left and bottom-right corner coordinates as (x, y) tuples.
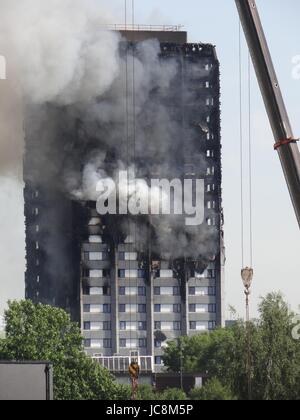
(0, 0), (300, 320)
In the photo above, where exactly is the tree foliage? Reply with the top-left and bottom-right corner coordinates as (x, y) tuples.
(163, 293), (300, 400)
(0, 300), (126, 400)
(189, 378), (237, 401)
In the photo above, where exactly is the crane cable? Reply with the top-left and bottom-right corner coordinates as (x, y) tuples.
(239, 23), (245, 268)
(239, 23), (254, 402)
(239, 23), (254, 270)
(124, 0), (140, 400)
(248, 51), (253, 268)
(131, 0), (140, 401)
(124, 0), (134, 373)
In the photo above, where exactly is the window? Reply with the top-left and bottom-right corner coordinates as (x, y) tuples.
(190, 321), (207, 331)
(89, 218), (101, 226)
(206, 166), (215, 176)
(208, 201), (216, 210)
(125, 252), (138, 261)
(138, 304), (146, 313)
(91, 340), (103, 349)
(138, 287), (146, 296)
(119, 304), (145, 313)
(84, 304), (110, 314)
(119, 304), (126, 313)
(89, 235), (102, 243)
(154, 321), (161, 330)
(161, 287), (172, 295)
(154, 287), (180, 296)
(90, 305), (102, 314)
(84, 339), (91, 348)
(209, 321), (216, 331)
(173, 304), (181, 313)
(155, 340), (162, 348)
(139, 339), (147, 348)
(120, 321), (126, 331)
(103, 304), (111, 314)
(83, 304), (90, 313)
(206, 97), (214, 106)
(82, 286), (89, 296)
(103, 286), (111, 296)
(207, 184), (216, 193)
(174, 321), (181, 331)
(119, 286), (143, 296)
(154, 304), (161, 313)
(120, 287), (136, 296)
(155, 356), (163, 366)
(83, 322), (91, 331)
(207, 217), (216, 226)
(90, 287), (104, 296)
(190, 321), (196, 330)
(154, 304), (180, 314)
(89, 270), (103, 278)
(103, 339), (112, 349)
(161, 322), (173, 331)
(103, 321), (111, 331)
(119, 269), (141, 278)
(159, 270), (173, 278)
(90, 322), (101, 331)
(208, 304), (216, 313)
(173, 287), (180, 296)
(189, 287), (196, 296)
(138, 321), (147, 331)
(120, 339), (126, 348)
(189, 286), (214, 296)
(189, 304), (196, 313)
(89, 252), (103, 261)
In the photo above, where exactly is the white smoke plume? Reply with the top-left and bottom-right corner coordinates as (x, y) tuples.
(0, 0), (219, 261)
(1, 0), (120, 105)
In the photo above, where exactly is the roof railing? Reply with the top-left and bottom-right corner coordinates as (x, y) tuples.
(100, 24), (184, 32)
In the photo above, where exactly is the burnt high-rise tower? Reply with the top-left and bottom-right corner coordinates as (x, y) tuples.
(24, 27), (224, 373)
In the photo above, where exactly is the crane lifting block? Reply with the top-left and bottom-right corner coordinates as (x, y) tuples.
(274, 138), (299, 151)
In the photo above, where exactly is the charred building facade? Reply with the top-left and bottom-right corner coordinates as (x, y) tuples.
(24, 28), (224, 372)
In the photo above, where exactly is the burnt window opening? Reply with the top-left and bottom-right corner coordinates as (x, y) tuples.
(207, 184), (216, 193)
(207, 201), (216, 210)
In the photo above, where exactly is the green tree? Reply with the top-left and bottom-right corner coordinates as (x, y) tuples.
(163, 293), (300, 400)
(159, 388), (187, 400)
(0, 300), (126, 400)
(255, 293), (300, 400)
(190, 379), (236, 401)
(137, 384), (157, 400)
